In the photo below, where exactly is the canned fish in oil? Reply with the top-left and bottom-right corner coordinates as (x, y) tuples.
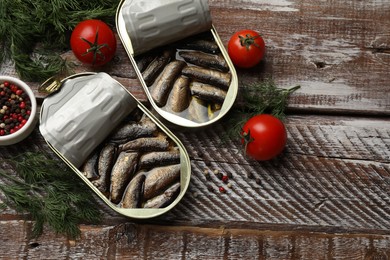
(116, 0), (238, 128)
(39, 72), (191, 219)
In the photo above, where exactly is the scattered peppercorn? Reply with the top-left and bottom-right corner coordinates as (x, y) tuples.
(255, 178), (262, 185)
(222, 175), (229, 183)
(0, 81), (31, 136)
(207, 184), (214, 193)
(219, 186), (226, 193)
(247, 172), (254, 179)
(203, 169), (211, 180)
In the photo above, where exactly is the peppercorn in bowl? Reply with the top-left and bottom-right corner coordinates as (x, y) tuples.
(0, 76), (37, 146)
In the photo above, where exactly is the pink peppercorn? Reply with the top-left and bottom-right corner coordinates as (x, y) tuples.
(0, 81), (31, 136)
(222, 175), (229, 183)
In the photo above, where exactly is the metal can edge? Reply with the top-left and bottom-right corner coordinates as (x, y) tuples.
(39, 72), (192, 219)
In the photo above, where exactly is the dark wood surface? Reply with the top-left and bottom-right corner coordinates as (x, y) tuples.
(1, 0), (389, 259)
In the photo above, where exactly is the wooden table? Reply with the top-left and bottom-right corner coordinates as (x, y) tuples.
(1, 0), (389, 258)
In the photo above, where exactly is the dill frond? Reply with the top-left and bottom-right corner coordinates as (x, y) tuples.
(225, 79), (300, 139)
(0, 152), (102, 239)
(0, 0), (119, 82)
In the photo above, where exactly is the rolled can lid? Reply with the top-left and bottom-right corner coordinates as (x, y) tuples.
(121, 0), (212, 56)
(39, 73), (137, 168)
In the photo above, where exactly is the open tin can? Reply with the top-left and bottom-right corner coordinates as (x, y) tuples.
(39, 72), (191, 219)
(116, 0), (238, 128)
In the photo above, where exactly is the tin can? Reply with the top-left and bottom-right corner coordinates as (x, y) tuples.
(116, 0), (238, 128)
(39, 72), (191, 219)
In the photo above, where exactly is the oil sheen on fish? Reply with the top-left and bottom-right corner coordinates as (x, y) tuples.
(150, 60), (186, 107)
(139, 149), (181, 169)
(167, 75), (191, 113)
(98, 143), (117, 178)
(81, 149), (99, 180)
(122, 173), (146, 208)
(142, 49), (173, 86)
(143, 182), (181, 208)
(109, 115), (158, 143)
(190, 81), (227, 103)
(143, 164), (181, 200)
(188, 97), (209, 123)
(119, 133), (170, 153)
(177, 37), (219, 54)
(178, 51), (228, 72)
(110, 152), (139, 204)
(182, 66), (231, 90)
(92, 143), (117, 196)
(135, 53), (157, 72)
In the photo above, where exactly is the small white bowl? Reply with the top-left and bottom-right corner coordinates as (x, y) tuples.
(0, 76), (37, 146)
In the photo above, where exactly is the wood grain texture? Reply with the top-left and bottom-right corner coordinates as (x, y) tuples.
(164, 115), (390, 233)
(207, 0), (390, 115)
(1, 115), (389, 233)
(0, 221), (389, 259)
(1, 0), (390, 258)
(5, 0), (388, 116)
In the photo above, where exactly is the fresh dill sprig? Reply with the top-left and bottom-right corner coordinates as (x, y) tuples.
(226, 79), (300, 139)
(0, 0), (119, 81)
(242, 79), (300, 118)
(0, 152), (102, 239)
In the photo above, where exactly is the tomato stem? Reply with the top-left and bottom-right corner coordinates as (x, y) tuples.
(241, 129), (254, 158)
(239, 34), (261, 50)
(80, 30), (109, 65)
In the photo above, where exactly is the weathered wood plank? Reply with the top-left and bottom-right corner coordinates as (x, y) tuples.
(160, 115), (390, 232)
(2, 0), (388, 114)
(208, 0), (390, 115)
(3, 15), (389, 115)
(1, 221), (389, 259)
(1, 115), (389, 233)
(1, 0), (390, 257)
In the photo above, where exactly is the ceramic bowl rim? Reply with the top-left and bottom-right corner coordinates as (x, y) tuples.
(0, 75), (37, 145)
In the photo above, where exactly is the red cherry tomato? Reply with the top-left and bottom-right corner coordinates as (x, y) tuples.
(241, 114), (287, 161)
(70, 19), (117, 66)
(227, 29), (265, 68)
